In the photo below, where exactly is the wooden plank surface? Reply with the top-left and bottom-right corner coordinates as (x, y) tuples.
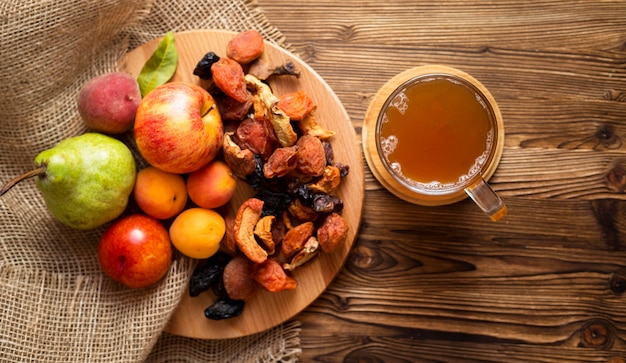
(255, 0), (626, 361)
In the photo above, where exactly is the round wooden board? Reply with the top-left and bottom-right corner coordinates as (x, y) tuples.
(118, 30), (364, 339)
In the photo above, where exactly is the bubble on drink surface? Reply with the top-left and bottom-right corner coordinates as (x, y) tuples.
(380, 135), (398, 159)
(388, 91), (409, 115)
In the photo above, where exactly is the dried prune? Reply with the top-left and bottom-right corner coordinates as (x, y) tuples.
(254, 188), (291, 218)
(204, 296), (245, 320)
(246, 154), (268, 190)
(289, 181), (314, 206)
(193, 51), (220, 80)
(189, 252), (230, 297)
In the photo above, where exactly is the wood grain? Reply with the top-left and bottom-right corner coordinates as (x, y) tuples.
(255, 0), (626, 361)
(118, 30), (364, 339)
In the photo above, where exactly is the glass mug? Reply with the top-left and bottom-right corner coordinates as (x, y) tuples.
(363, 65), (507, 221)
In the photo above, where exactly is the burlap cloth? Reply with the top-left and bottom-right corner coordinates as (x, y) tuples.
(0, 0), (301, 361)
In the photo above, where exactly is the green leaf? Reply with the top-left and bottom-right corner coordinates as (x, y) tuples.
(138, 31), (178, 96)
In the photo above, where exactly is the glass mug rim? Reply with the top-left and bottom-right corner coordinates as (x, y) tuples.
(374, 71), (501, 198)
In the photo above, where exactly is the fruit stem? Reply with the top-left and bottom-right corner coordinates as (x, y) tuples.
(0, 166), (46, 196)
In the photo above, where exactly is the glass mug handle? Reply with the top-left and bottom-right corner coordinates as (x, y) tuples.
(465, 178), (507, 222)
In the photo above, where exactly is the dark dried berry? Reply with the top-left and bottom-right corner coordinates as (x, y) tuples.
(245, 154), (266, 190)
(292, 183), (314, 206)
(322, 141), (334, 165)
(193, 51), (221, 80)
(204, 296), (245, 320)
(255, 188), (291, 218)
(312, 194), (343, 213)
(334, 163), (350, 178)
(189, 252), (230, 297)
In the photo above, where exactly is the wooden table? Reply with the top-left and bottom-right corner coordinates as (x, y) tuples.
(255, 1), (626, 361)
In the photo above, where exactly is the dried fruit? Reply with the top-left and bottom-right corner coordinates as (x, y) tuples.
(277, 90), (315, 121)
(281, 221), (315, 259)
(254, 188), (291, 218)
(300, 113), (336, 140)
(247, 58), (300, 80)
(253, 259), (297, 292)
(204, 296), (245, 320)
(245, 74), (298, 147)
(222, 132), (257, 179)
(189, 252), (230, 297)
(193, 51), (220, 80)
(296, 135), (327, 176)
(254, 215), (276, 254)
(233, 198), (268, 263)
(236, 116), (278, 159)
(287, 198), (318, 222)
(215, 92), (253, 121)
(222, 214), (237, 255)
(223, 254), (257, 301)
(263, 145), (299, 178)
(307, 166), (342, 194)
(226, 30), (265, 64)
(211, 57), (248, 102)
(312, 194), (343, 213)
(317, 212), (349, 253)
(283, 236), (319, 271)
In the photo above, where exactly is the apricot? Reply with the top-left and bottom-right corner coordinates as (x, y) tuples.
(187, 160), (237, 209)
(169, 208), (225, 259)
(77, 72), (141, 134)
(133, 166), (187, 220)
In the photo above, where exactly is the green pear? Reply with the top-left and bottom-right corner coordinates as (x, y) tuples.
(1, 133), (137, 230)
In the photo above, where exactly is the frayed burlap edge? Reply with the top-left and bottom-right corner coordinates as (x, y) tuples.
(146, 321), (302, 363)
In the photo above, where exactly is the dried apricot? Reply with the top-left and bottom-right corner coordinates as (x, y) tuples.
(263, 145), (299, 178)
(253, 259), (297, 292)
(211, 57), (248, 103)
(317, 212), (349, 253)
(277, 90), (315, 121)
(281, 221), (315, 259)
(296, 135), (326, 176)
(227, 30), (265, 64)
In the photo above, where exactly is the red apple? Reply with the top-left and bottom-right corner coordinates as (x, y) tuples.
(98, 214), (172, 288)
(134, 82), (223, 174)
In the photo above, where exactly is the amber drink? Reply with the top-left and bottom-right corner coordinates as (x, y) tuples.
(363, 65), (506, 221)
